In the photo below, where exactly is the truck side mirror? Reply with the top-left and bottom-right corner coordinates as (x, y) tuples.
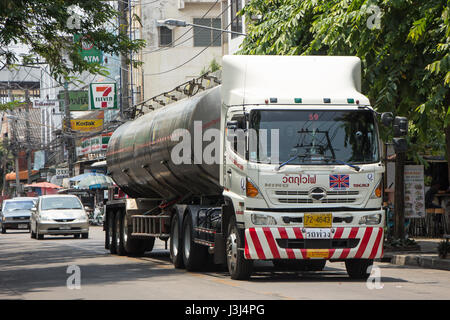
(380, 112), (394, 127)
(393, 116), (408, 137)
(393, 137), (408, 153)
(226, 120), (238, 130)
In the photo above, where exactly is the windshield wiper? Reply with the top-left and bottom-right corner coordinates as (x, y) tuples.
(321, 156), (361, 171)
(276, 155), (303, 170)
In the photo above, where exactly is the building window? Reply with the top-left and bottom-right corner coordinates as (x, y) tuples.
(193, 18), (222, 47)
(231, 0), (242, 39)
(159, 26), (173, 47)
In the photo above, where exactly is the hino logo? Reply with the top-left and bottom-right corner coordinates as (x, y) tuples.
(309, 187), (327, 201)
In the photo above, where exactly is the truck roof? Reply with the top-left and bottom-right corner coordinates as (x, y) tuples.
(222, 55), (371, 107)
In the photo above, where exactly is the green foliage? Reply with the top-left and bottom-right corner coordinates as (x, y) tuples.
(0, 0), (146, 83)
(240, 0), (450, 159)
(200, 58), (222, 75)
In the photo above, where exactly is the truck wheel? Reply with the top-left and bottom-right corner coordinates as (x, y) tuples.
(345, 259), (373, 279)
(121, 213), (147, 256)
(182, 212), (208, 271)
(116, 211), (126, 256)
(1, 227), (6, 234)
(170, 214), (184, 269)
(108, 211), (117, 254)
(105, 213), (110, 249)
(226, 215), (253, 280)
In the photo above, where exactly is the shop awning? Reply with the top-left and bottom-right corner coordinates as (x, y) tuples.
(5, 170), (39, 181)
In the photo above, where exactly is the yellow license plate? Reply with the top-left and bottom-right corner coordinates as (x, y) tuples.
(304, 213), (332, 228)
(306, 249), (329, 259)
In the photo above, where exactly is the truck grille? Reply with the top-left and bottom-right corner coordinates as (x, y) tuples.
(274, 190), (359, 204)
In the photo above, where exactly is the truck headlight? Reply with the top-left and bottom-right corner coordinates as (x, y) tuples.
(359, 214), (382, 225)
(251, 214), (277, 225)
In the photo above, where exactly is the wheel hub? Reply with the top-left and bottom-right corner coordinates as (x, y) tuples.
(226, 231), (237, 273)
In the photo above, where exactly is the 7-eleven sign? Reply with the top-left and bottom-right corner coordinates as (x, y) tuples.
(89, 83), (117, 110)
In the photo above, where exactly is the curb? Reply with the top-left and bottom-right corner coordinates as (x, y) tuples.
(390, 254), (450, 271)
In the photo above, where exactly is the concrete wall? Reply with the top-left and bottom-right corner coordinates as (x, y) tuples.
(139, 0), (223, 99)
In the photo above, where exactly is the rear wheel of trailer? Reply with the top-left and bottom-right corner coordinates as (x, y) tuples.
(170, 213), (184, 268)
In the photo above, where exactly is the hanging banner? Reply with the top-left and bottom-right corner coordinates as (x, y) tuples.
(89, 82), (118, 110)
(404, 165), (426, 218)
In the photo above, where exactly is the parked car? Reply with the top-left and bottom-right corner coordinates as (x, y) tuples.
(0, 197), (37, 233)
(30, 195), (89, 240)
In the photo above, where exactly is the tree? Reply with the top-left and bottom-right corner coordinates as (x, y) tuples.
(0, 0), (145, 83)
(239, 0), (449, 239)
(240, 0), (449, 160)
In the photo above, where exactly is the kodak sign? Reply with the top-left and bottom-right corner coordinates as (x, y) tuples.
(89, 82), (118, 110)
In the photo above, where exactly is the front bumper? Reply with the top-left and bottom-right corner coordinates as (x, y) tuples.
(38, 221), (89, 235)
(244, 226), (384, 260)
(1, 220), (31, 230)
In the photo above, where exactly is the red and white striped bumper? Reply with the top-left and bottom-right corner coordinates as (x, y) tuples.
(244, 227), (384, 260)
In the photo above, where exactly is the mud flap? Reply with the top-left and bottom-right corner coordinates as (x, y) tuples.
(213, 233), (226, 264)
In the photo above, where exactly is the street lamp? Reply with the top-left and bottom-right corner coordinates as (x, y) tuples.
(157, 19), (247, 36)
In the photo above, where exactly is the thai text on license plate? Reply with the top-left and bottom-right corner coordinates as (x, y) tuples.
(305, 228), (331, 239)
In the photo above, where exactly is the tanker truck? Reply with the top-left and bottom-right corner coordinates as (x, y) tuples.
(104, 55), (406, 280)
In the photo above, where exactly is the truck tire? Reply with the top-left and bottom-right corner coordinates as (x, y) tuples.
(121, 213), (147, 256)
(226, 215), (253, 280)
(105, 213), (110, 250)
(1, 227), (6, 234)
(345, 259), (373, 279)
(182, 212), (208, 271)
(170, 213), (184, 269)
(108, 211), (117, 254)
(116, 211), (126, 256)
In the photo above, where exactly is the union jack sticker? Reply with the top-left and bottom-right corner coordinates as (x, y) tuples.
(329, 174), (350, 189)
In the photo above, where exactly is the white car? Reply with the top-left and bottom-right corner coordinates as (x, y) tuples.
(31, 195), (89, 240)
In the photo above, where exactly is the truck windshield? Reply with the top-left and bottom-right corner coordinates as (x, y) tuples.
(248, 109), (379, 165)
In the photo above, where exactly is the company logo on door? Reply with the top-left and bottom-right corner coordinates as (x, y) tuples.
(89, 83), (117, 110)
(282, 174), (317, 185)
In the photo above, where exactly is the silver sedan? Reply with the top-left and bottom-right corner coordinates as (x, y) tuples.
(30, 195), (89, 240)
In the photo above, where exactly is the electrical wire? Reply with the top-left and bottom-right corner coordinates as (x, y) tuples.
(141, 0), (221, 55)
(143, 13), (240, 77)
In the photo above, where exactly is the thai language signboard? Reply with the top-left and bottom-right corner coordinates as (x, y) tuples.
(404, 165), (425, 218)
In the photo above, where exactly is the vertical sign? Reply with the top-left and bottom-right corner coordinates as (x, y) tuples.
(404, 165), (425, 218)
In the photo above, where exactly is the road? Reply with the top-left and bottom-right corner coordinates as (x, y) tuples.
(0, 226), (449, 300)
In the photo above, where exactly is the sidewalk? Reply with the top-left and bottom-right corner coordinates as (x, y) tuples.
(382, 238), (450, 271)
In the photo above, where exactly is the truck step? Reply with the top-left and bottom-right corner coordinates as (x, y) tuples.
(131, 215), (170, 237)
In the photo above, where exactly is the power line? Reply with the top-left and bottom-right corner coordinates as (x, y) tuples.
(141, 0), (222, 55)
(143, 14), (239, 77)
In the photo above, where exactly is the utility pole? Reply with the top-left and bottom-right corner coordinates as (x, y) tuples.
(118, 0), (130, 120)
(63, 81), (74, 177)
(25, 89), (32, 185)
